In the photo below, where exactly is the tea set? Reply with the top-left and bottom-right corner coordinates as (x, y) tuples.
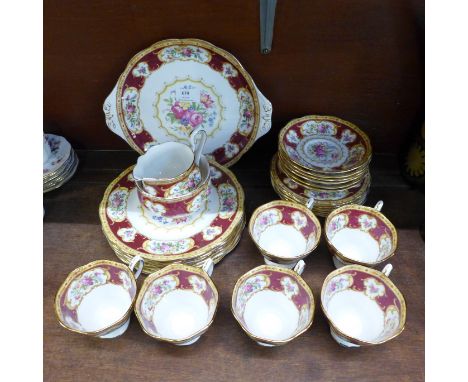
(53, 38), (407, 349)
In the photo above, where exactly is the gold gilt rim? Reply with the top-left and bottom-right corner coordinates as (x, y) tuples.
(231, 264), (315, 346)
(320, 264), (407, 346)
(277, 148), (371, 182)
(248, 200), (321, 262)
(54, 259), (138, 337)
(116, 38), (261, 167)
(278, 115), (372, 174)
(134, 263), (219, 344)
(142, 161), (196, 186)
(99, 162), (245, 262)
(324, 204), (398, 266)
(270, 155), (371, 207)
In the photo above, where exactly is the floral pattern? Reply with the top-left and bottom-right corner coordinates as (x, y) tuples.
(224, 142), (240, 159)
(297, 305), (310, 331)
(117, 227), (137, 243)
(236, 274), (270, 315)
(209, 166), (222, 180)
(132, 62), (150, 78)
(344, 144), (366, 168)
(358, 214), (377, 231)
(340, 129), (356, 144)
(291, 211), (307, 230)
(378, 234), (393, 260)
(107, 187), (129, 222)
(237, 89), (255, 136)
(158, 45), (211, 63)
(218, 183), (238, 219)
(188, 275), (207, 294)
(300, 137), (347, 168)
(280, 276), (299, 299)
(144, 200), (167, 216)
(376, 305), (400, 341)
(119, 271), (132, 290)
(163, 84), (218, 134)
(326, 214), (348, 239)
(202, 225), (223, 241)
(300, 120), (336, 136)
(283, 177), (298, 189)
(306, 232), (317, 249)
(143, 239), (194, 255)
(221, 62), (238, 78)
(165, 168), (202, 198)
(122, 87), (143, 134)
(363, 277), (386, 299)
(66, 268), (109, 309)
(304, 189), (348, 201)
(141, 275), (179, 321)
(286, 129), (300, 144)
(252, 208), (282, 240)
(323, 274), (353, 305)
(186, 189), (209, 213)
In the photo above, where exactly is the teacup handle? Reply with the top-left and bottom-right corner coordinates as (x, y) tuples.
(306, 196), (315, 210)
(293, 260), (306, 275)
(190, 127), (207, 166)
(201, 258), (214, 277)
(374, 200), (384, 212)
(381, 263), (393, 277)
(128, 255), (144, 280)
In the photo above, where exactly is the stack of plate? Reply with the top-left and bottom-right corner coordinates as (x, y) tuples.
(43, 134), (79, 193)
(99, 161), (245, 274)
(272, 115), (372, 217)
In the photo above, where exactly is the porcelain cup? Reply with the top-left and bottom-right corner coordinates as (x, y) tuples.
(55, 256), (144, 338)
(249, 198), (321, 268)
(135, 259), (218, 346)
(231, 261), (315, 346)
(321, 264), (406, 347)
(324, 201), (398, 268)
(43, 134), (52, 164)
(133, 127), (207, 198)
(137, 154), (211, 221)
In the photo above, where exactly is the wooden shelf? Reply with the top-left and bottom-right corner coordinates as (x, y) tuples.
(44, 150), (424, 382)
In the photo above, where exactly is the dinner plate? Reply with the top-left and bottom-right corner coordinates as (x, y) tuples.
(99, 160), (245, 264)
(104, 39), (272, 167)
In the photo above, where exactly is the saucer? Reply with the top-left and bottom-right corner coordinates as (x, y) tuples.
(104, 39), (272, 167)
(43, 149), (79, 193)
(99, 160), (245, 273)
(43, 134), (72, 176)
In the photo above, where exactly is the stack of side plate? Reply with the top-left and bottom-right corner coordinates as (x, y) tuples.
(99, 161), (245, 274)
(272, 116), (372, 217)
(43, 134), (79, 193)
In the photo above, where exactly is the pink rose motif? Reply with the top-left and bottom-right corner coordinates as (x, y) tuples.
(190, 112), (204, 127)
(182, 48), (193, 57)
(200, 93), (213, 108)
(180, 110), (193, 126)
(314, 143), (326, 157)
(171, 102), (184, 119)
(244, 110), (252, 119)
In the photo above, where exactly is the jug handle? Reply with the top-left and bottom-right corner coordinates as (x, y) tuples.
(190, 127), (207, 166)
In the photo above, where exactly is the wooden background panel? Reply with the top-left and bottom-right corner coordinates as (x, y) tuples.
(44, 0), (424, 154)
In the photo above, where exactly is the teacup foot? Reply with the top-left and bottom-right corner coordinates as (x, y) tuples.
(332, 256), (350, 269)
(330, 328), (360, 348)
(264, 258), (296, 269)
(256, 341), (276, 347)
(175, 336), (201, 346)
(98, 317), (131, 339)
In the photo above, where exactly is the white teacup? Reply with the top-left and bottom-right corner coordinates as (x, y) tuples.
(321, 264), (406, 348)
(231, 261), (315, 346)
(249, 198), (321, 269)
(135, 259), (218, 346)
(55, 256), (144, 338)
(325, 201), (398, 268)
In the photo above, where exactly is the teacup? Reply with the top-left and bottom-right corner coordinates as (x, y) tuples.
(134, 259), (218, 346)
(248, 198), (321, 268)
(231, 261), (315, 346)
(321, 264), (406, 347)
(133, 127), (207, 198)
(54, 256), (144, 338)
(325, 201), (397, 268)
(137, 154), (211, 220)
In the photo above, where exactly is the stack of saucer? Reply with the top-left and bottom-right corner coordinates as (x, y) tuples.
(272, 116), (372, 217)
(99, 161), (245, 274)
(43, 134), (79, 193)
